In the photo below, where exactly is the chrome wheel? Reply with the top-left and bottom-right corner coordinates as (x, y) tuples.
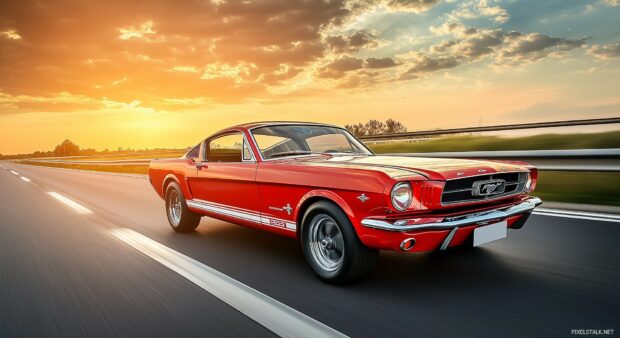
(167, 189), (182, 225)
(309, 214), (344, 272)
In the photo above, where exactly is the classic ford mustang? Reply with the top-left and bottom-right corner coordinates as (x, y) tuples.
(149, 122), (542, 284)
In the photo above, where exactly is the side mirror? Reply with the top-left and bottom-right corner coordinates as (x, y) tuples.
(196, 162), (208, 169)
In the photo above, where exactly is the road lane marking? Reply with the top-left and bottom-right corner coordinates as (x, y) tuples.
(19, 176), (31, 182)
(47, 192), (93, 215)
(10, 170), (19, 175)
(536, 208), (620, 220)
(533, 209), (620, 223)
(111, 228), (347, 338)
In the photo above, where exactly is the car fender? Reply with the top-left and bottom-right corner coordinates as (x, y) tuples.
(295, 189), (356, 225)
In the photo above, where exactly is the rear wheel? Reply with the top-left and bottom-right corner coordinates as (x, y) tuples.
(301, 201), (378, 284)
(165, 182), (201, 232)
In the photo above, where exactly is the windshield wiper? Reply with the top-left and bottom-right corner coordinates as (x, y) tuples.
(269, 150), (314, 158)
(269, 150), (329, 158)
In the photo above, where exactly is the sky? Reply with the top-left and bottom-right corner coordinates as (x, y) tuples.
(0, 0), (619, 154)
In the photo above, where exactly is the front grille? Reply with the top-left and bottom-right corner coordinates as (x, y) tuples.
(441, 172), (527, 205)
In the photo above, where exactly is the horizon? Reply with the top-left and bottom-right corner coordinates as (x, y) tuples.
(1, 0), (619, 154)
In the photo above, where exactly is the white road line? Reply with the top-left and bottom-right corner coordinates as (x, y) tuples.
(10, 170), (19, 175)
(533, 211), (620, 223)
(111, 228), (347, 338)
(19, 176), (31, 182)
(536, 208), (620, 220)
(47, 192), (93, 215)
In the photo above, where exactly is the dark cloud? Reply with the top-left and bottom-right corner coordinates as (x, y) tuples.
(325, 30), (377, 53)
(318, 57), (365, 78)
(364, 57), (400, 68)
(400, 56), (460, 80)
(587, 43), (620, 60)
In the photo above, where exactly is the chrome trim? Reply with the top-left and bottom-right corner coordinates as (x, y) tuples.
(439, 227), (458, 251)
(361, 197), (542, 232)
(400, 238), (416, 251)
(445, 170), (528, 180)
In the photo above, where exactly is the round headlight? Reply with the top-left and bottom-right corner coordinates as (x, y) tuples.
(525, 173), (532, 191)
(391, 182), (412, 211)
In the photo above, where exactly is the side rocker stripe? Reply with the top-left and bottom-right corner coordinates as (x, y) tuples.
(187, 199), (296, 231)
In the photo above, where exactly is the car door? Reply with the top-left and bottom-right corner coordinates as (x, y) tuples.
(193, 130), (260, 221)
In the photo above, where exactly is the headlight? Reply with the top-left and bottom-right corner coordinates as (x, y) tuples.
(525, 173), (532, 191)
(391, 182), (412, 211)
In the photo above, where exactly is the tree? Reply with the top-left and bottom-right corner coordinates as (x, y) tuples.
(53, 139), (80, 157)
(385, 118), (407, 133)
(345, 118), (407, 136)
(364, 119), (386, 135)
(344, 122), (367, 137)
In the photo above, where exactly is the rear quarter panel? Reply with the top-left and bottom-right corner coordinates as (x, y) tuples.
(149, 159), (197, 199)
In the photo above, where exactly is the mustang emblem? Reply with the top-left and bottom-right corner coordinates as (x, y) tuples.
(357, 194), (370, 203)
(268, 203), (293, 215)
(472, 179), (506, 197)
(481, 183), (501, 194)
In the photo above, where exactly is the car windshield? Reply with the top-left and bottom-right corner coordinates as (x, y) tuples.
(251, 125), (373, 159)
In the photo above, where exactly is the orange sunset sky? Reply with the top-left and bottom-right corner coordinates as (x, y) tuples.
(1, 0), (619, 154)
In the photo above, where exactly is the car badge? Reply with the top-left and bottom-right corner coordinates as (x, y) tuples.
(457, 172), (465, 176)
(269, 203), (293, 215)
(357, 194), (370, 203)
(478, 169), (487, 173)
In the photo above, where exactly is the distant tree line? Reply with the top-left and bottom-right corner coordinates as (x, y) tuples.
(0, 139), (188, 160)
(344, 119), (407, 137)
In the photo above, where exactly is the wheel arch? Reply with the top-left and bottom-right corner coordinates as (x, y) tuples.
(294, 190), (355, 239)
(162, 174), (182, 197)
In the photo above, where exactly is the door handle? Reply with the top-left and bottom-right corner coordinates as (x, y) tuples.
(196, 163), (208, 169)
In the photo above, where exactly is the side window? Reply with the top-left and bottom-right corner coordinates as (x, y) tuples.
(207, 132), (248, 163)
(185, 143), (202, 161)
(242, 141), (253, 161)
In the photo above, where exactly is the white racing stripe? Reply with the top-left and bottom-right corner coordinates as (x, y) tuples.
(10, 170), (19, 175)
(47, 192), (93, 215)
(111, 228), (347, 338)
(533, 209), (620, 223)
(20, 176), (31, 182)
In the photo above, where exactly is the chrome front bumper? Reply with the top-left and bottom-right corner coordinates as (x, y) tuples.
(361, 197), (542, 232)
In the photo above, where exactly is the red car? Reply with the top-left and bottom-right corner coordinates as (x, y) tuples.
(149, 122), (542, 284)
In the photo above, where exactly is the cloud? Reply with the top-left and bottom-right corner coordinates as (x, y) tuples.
(325, 30), (377, 53)
(318, 57), (365, 78)
(1, 29), (21, 40)
(118, 20), (157, 40)
(365, 57), (400, 68)
(348, 0), (441, 14)
(496, 33), (586, 65)
(588, 43), (620, 59)
(400, 55), (460, 79)
(448, 0), (510, 24)
(602, 0), (620, 6)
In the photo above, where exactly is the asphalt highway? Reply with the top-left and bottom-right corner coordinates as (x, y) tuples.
(1, 161), (618, 337)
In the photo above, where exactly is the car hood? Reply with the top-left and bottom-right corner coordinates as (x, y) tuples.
(291, 155), (529, 180)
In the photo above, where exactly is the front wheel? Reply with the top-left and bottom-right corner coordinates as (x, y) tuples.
(301, 201), (378, 284)
(165, 182), (201, 232)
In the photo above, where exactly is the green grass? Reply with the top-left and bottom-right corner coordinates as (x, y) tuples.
(369, 130), (620, 153)
(534, 171), (620, 206)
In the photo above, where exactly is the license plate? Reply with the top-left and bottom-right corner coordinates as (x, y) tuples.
(473, 221), (507, 247)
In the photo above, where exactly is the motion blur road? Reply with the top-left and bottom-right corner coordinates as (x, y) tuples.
(1, 161), (618, 337)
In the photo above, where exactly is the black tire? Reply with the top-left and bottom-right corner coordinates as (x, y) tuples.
(165, 181), (201, 232)
(301, 201), (378, 284)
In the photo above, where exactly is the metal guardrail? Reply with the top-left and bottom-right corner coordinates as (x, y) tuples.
(22, 149), (620, 172)
(357, 117), (620, 141)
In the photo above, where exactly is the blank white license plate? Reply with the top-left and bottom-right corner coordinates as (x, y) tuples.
(473, 221), (507, 247)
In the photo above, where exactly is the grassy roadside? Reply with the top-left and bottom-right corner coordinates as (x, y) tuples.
(19, 160), (149, 175)
(15, 160), (620, 206)
(368, 130), (620, 153)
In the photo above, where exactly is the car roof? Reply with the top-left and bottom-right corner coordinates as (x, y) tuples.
(232, 121), (340, 130)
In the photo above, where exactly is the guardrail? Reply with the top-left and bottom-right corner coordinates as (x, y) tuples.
(21, 148), (620, 172)
(357, 117), (620, 141)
